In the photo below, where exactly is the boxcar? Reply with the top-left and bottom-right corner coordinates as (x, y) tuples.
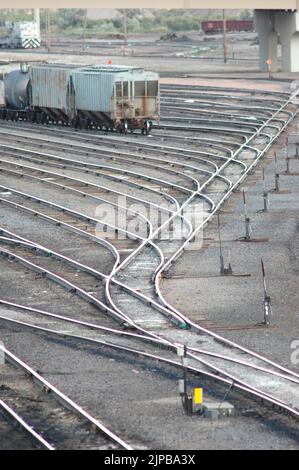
(202, 19), (254, 34)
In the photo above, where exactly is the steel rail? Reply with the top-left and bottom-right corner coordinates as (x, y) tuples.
(0, 227), (185, 335)
(107, 99), (286, 281)
(0, 123), (247, 172)
(161, 95), (289, 114)
(1, 88), (298, 412)
(0, 218), (299, 412)
(162, 104), (290, 130)
(0, 126), (228, 171)
(0, 345), (133, 450)
(161, 105), (269, 124)
(0, 131), (189, 219)
(1, 295), (297, 385)
(5, 230), (297, 389)
(0, 144), (194, 196)
(0, 144), (221, 235)
(0, 191), (121, 267)
(161, 113), (263, 132)
(0, 146), (202, 194)
(0, 143), (184, 210)
(153, 95), (299, 381)
(0, 316), (298, 419)
(162, 97), (294, 119)
(0, 132), (235, 178)
(0, 147), (235, 199)
(160, 84), (290, 98)
(0, 183), (152, 244)
(104, 89), (299, 384)
(0, 399), (55, 450)
(0, 161), (154, 237)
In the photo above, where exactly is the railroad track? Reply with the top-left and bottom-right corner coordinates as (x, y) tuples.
(0, 84), (298, 429)
(0, 345), (133, 450)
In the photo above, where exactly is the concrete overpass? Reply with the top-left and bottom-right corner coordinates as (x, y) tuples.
(2, 1), (299, 7)
(2, 1), (299, 72)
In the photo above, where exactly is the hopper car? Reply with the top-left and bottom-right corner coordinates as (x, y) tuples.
(0, 63), (160, 134)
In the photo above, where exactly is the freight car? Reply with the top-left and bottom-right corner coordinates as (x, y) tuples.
(201, 19), (254, 34)
(1, 63), (160, 134)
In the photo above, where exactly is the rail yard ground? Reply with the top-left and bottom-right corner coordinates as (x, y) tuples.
(0, 31), (298, 450)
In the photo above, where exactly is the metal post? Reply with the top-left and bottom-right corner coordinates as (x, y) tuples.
(296, 144), (299, 158)
(227, 249), (233, 275)
(243, 190), (251, 240)
(285, 135), (290, 173)
(274, 151), (280, 192)
(261, 259), (273, 326)
(183, 345), (187, 396)
(178, 345), (192, 415)
(223, 9), (227, 64)
(262, 168), (268, 212)
(263, 191), (269, 212)
(217, 213), (225, 275)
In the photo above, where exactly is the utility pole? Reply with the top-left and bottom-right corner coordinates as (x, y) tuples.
(33, 8), (40, 41)
(223, 9), (228, 64)
(123, 9), (128, 44)
(82, 9), (87, 51)
(46, 9), (51, 52)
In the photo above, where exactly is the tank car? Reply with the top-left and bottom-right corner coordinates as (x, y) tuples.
(1, 63), (160, 134)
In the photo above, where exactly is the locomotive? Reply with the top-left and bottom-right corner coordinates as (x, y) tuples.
(1, 63), (160, 134)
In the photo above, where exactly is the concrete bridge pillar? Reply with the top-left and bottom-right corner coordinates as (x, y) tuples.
(255, 9), (299, 73)
(254, 10), (278, 72)
(275, 11), (299, 72)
